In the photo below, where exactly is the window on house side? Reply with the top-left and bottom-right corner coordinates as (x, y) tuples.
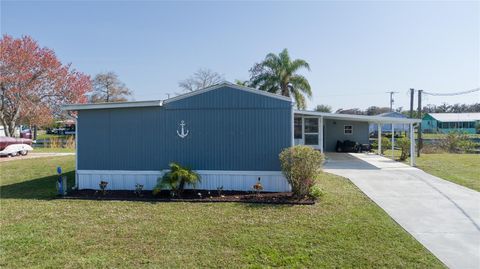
(344, 125), (353, 135)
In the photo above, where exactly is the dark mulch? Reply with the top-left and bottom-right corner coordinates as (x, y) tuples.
(61, 189), (315, 205)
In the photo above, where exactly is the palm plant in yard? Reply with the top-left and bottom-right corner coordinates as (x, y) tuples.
(157, 162), (200, 196)
(249, 49), (312, 109)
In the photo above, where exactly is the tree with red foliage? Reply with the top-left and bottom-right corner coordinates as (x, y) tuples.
(0, 35), (91, 137)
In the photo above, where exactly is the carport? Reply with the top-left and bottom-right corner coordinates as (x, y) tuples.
(293, 110), (421, 166)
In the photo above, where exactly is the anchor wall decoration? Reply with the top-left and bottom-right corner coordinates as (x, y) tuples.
(176, 120), (189, 138)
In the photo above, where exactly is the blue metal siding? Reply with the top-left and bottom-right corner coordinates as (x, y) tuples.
(167, 86), (291, 109)
(78, 86), (292, 171)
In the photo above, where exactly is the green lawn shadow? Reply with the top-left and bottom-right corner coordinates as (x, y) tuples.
(0, 171), (75, 200)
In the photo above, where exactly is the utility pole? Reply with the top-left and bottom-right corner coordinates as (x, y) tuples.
(409, 88), (414, 118)
(409, 88), (415, 158)
(386, 91), (399, 112)
(417, 90), (423, 157)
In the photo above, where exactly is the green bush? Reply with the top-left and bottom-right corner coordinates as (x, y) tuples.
(440, 132), (477, 153)
(371, 137), (392, 155)
(396, 137), (411, 161)
(420, 144), (445, 154)
(309, 185), (325, 199)
(155, 162), (200, 197)
(279, 146), (324, 197)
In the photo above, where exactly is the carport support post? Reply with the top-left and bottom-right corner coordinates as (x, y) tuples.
(74, 117), (78, 189)
(391, 124), (394, 159)
(319, 116), (324, 153)
(410, 123), (416, 166)
(377, 123), (382, 155)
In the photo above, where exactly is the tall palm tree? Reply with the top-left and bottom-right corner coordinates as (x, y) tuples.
(249, 49), (312, 109)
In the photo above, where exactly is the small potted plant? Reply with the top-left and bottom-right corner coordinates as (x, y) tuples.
(134, 183), (144, 197)
(253, 177), (263, 196)
(216, 186), (224, 197)
(99, 181), (108, 195)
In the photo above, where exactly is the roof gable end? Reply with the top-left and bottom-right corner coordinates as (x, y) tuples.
(163, 82), (292, 105)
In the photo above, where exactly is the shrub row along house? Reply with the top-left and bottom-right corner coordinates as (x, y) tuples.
(421, 113), (480, 134)
(63, 82), (419, 192)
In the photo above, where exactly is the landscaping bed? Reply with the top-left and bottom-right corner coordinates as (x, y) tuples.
(63, 189), (315, 205)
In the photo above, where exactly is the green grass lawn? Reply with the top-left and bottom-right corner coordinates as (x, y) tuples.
(418, 133), (480, 139)
(414, 153), (480, 192)
(35, 133), (72, 141)
(0, 157), (443, 268)
(32, 147), (76, 153)
(380, 150), (479, 192)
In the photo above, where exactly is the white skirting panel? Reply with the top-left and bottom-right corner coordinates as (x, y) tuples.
(76, 170), (291, 192)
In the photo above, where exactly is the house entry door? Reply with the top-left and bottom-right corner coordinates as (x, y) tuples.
(303, 117), (320, 150)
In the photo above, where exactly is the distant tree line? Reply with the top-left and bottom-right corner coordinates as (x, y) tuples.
(335, 106), (392, 115)
(332, 103), (480, 117)
(422, 103), (480, 113)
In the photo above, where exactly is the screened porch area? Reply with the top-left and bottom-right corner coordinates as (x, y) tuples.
(293, 111), (421, 166)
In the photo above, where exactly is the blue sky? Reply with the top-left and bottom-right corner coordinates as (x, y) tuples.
(2, 0), (479, 111)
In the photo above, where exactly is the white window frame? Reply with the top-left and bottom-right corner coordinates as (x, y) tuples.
(344, 125), (353, 135)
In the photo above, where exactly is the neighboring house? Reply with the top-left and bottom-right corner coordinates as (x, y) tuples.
(63, 82), (419, 192)
(369, 112), (410, 135)
(421, 113), (480, 134)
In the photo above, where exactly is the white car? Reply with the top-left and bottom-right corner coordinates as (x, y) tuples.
(0, 137), (34, 157)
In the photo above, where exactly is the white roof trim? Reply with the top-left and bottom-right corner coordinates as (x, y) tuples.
(62, 100), (163, 111)
(294, 110), (421, 124)
(163, 82), (292, 104)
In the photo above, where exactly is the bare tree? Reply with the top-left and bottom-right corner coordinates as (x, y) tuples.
(178, 68), (224, 92)
(90, 72), (132, 103)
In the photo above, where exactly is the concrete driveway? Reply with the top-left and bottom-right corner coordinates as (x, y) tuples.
(324, 153), (480, 269)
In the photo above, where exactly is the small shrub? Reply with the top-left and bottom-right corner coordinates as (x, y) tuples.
(420, 144), (445, 154)
(371, 137), (392, 155)
(49, 137), (61, 148)
(156, 162), (201, 197)
(99, 181), (108, 195)
(65, 136), (76, 149)
(279, 146), (324, 197)
(309, 185), (324, 200)
(457, 140), (478, 153)
(216, 186), (224, 197)
(152, 187), (161, 196)
(252, 177), (263, 195)
(439, 132), (476, 153)
(396, 137), (410, 161)
(134, 183), (144, 197)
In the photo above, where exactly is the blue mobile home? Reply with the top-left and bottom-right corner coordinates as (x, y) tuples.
(369, 112), (410, 135)
(63, 83), (419, 192)
(421, 113), (480, 134)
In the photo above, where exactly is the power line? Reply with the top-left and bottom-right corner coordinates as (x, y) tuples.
(423, 87), (480, 96)
(316, 92), (383, 97)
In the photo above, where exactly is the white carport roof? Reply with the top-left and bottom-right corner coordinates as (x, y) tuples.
(294, 110), (421, 124)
